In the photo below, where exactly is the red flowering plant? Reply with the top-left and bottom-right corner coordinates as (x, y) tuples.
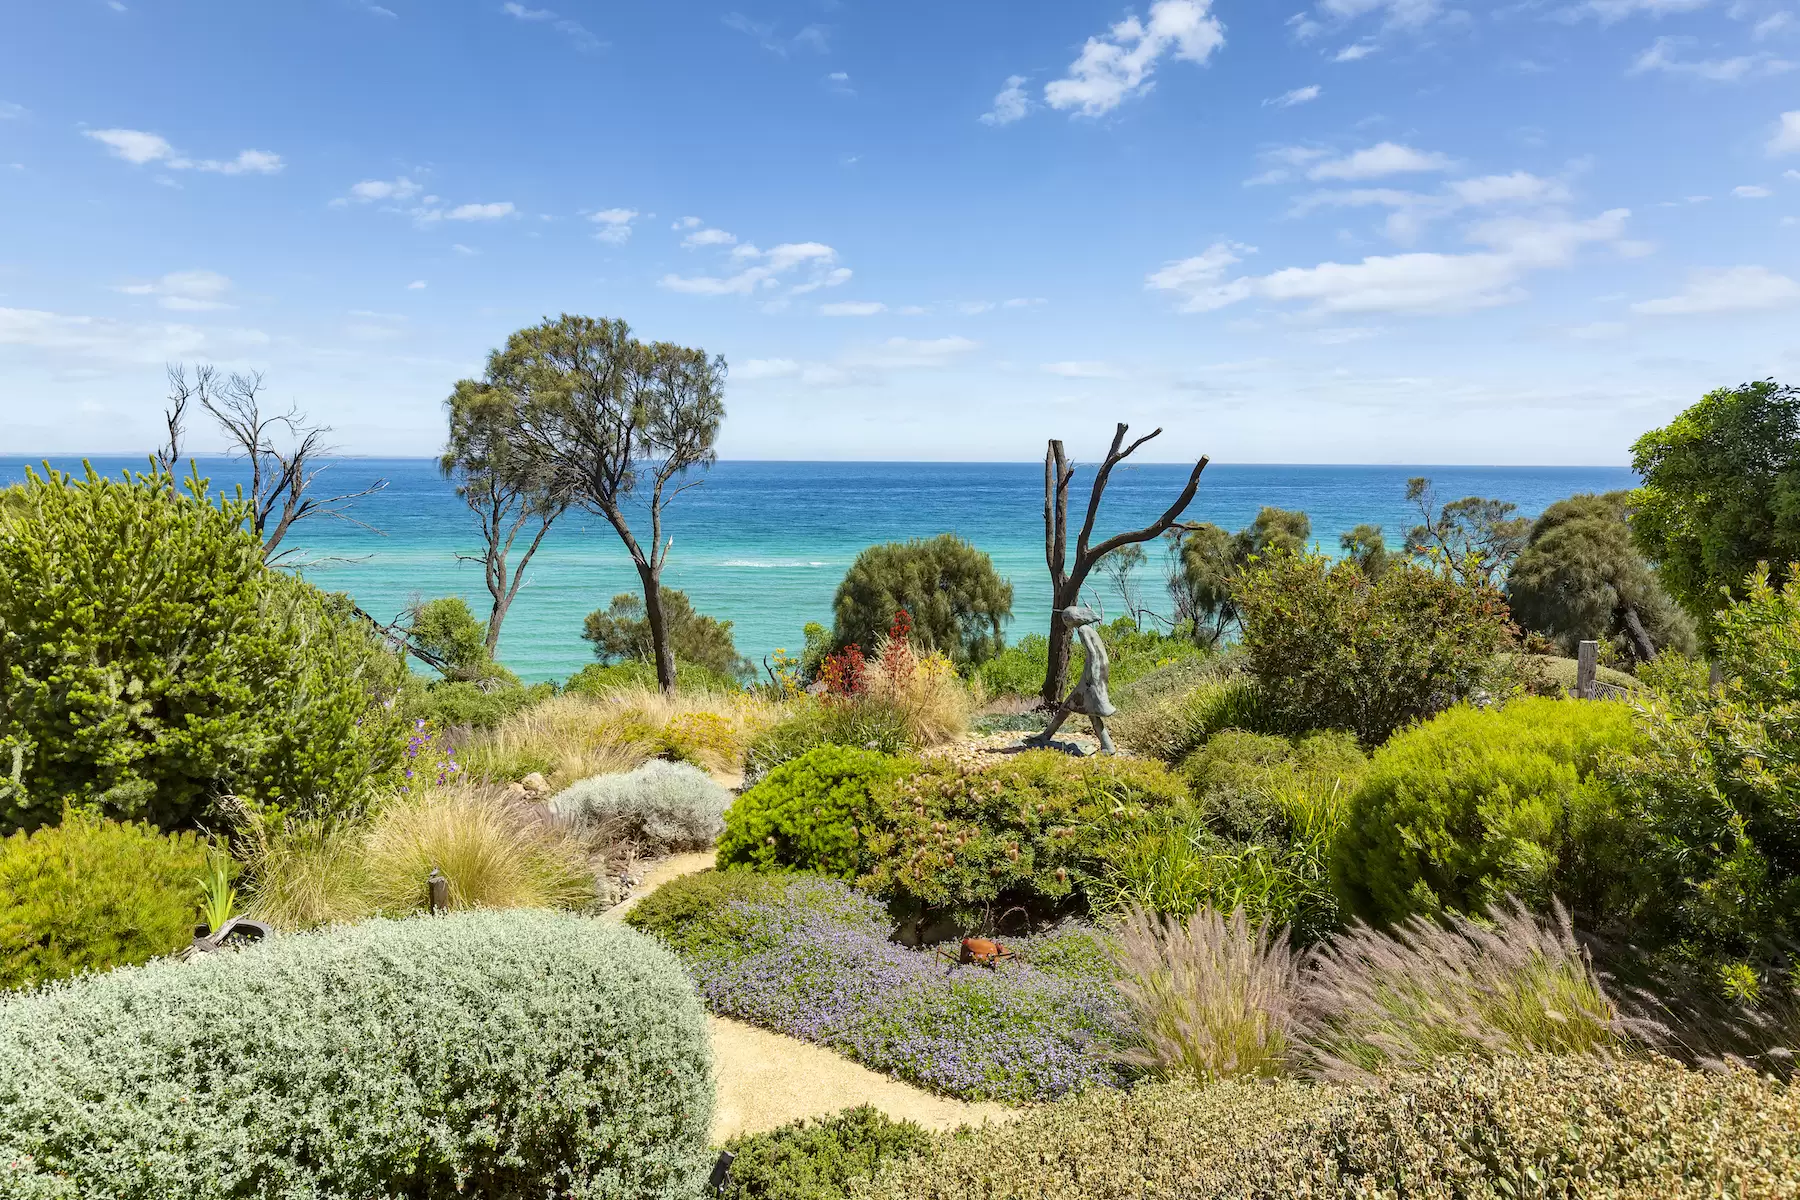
(817, 643), (868, 698)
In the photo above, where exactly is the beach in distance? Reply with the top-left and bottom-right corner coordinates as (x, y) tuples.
(0, 457), (1636, 681)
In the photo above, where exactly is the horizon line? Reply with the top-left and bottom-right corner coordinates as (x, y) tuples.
(1, 453), (1639, 470)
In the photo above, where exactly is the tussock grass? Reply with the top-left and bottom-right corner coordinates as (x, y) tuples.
(1111, 906), (1303, 1084)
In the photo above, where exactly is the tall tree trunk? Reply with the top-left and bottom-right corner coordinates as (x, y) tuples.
(1620, 602), (1657, 665)
(485, 592), (513, 657)
(639, 564), (677, 695)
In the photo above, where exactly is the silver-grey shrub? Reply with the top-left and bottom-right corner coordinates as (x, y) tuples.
(0, 909), (714, 1200)
(549, 759), (731, 854)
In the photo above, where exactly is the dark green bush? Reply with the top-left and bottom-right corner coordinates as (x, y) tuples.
(0, 810), (212, 990)
(583, 587), (752, 680)
(860, 751), (1187, 923)
(405, 677), (556, 731)
(1234, 552), (1516, 746)
(718, 746), (912, 878)
(1333, 696), (1640, 926)
(1605, 566), (1800, 976)
(0, 909), (714, 1200)
(832, 534), (1012, 668)
(857, 1055), (1800, 1200)
(623, 868), (799, 956)
(744, 700), (912, 781)
(0, 466), (412, 833)
(721, 1106), (933, 1200)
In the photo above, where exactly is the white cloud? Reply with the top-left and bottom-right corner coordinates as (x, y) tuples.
(683, 227), (738, 248)
(843, 336), (979, 369)
(340, 176), (421, 205)
(819, 301), (887, 316)
(1735, 184), (1774, 197)
(1754, 11), (1794, 38)
(1631, 265), (1800, 314)
(1446, 171), (1571, 206)
(1150, 209), (1633, 315)
(1265, 84), (1322, 107)
(1003, 296), (1048, 308)
(0, 101), (25, 120)
(1573, 0), (1711, 22)
(589, 207), (638, 243)
(1043, 360), (1123, 378)
(1044, 0), (1225, 117)
(500, 2), (600, 50)
(444, 201), (515, 221)
(115, 269), (235, 312)
(1334, 42), (1378, 60)
(1769, 111), (1800, 155)
(660, 240), (848, 296)
(407, 280), (427, 289)
(85, 129), (283, 174)
(673, 216), (703, 230)
(0, 306), (215, 364)
(1309, 142), (1455, 181)
(1295, 172), (1573, 243)
(1315, 0), (1444, 29)
(981, 75), (1031, 126)
(958, 301), (997, 314)
(1631, 36), (1794, 80)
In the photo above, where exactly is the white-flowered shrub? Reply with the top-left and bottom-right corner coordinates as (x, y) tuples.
(0, 909), (713, 1200)
(549, 759), (731, 854)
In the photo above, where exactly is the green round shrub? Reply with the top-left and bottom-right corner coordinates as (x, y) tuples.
(721, 1105), (933, 1200)
(0, 466), (413, 833)
(1332, 696), (1639, 926)
(0, 810), (213, 990)
(718, 745), (909, 877)
(0, 909), (713, 1200)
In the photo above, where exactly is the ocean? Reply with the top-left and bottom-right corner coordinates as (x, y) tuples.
(1, 457), (1637, 682)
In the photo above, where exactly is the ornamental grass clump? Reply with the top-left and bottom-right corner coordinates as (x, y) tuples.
(1300, 897), (1623, 1082)
(1110, 906), (1303, 1085)
(0, 909), (714, 1200)
(628, 871), (1126, 1102)
(549, 760), (731, 854)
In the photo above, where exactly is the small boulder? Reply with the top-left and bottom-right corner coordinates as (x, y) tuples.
(520, 772), (550, 797)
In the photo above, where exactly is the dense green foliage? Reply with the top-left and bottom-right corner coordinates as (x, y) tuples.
(832, 534), (1013, 667)
(1332, 696), (1640, 925)
(623, 867), (790, 956)
(743, 698), (913, 781)
(1169, 507), (1312, 646)
(404, 677), (556, 731)
(0, 811), (212, 990)
(1183, 729), (1365, 842)
(1630, 380), (1800, 638)
(0, 466), (411, 833)
(1110, 669), (1269, 764)
(583, 586), (751, 679)
(857, 1056), (1800, 1200)
(1507, 492), (1696, 665)
(0, 909), (714, 1199)
(1336, 523), (1391, 578)
(720, 1106), (933, 1200)
(566, 657), (742, 696)
(1606, 566), (1800, 976)
(1234, 552), (1515, 745)
(1402, 477), (1531, 589)
(861, 751), (1187, 923)
(719, 746), (910, 878)
(407, 595), (494, 679)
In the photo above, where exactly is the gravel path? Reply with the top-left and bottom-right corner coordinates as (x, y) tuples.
(603, 849), (1018, 1141)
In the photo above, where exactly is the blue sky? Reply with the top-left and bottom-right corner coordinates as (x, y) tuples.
(1, 0), (1796, 464)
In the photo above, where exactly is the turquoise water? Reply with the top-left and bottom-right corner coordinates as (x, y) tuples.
(2, 457), (1636, 682)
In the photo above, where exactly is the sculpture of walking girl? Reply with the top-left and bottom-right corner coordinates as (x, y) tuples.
(1028, 605), (1115, 755)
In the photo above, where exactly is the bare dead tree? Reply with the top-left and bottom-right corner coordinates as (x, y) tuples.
(156, 365), (188, 475)
(164, 364), (387, 562)
(1041, 424), (1208, 706)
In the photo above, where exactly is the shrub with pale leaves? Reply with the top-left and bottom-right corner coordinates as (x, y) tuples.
(549, 760), (731, 855)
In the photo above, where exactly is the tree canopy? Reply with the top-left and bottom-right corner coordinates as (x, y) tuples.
(1630, 379), (1800, 638)
(832, 533), (1013, 667)
(1404, 477), (1530, 588)
(1170, 506), (1312, 646)
(582, 587), (750, 680)
(1507, 492), (1696, 665)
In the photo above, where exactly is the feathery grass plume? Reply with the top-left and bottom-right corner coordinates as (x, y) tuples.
(861, 633), (971, 747)
(1111, 675), (1267, 764)
(1111, 905), (1303, 1084)
(1299, 896), (1622, 1081)
(233, 805), (376, 931)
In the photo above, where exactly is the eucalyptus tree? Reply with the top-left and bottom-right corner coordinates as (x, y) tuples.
(496, 315), (725, 695)
(441, 376), (571, 656)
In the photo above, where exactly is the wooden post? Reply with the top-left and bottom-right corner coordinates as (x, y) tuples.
(428, 868), (448, 915)
(1576, 640), (1598, 700)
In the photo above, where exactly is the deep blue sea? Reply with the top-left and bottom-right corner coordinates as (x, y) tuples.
(1, 457), (1636, 682)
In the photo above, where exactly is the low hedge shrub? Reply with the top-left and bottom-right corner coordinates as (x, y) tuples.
(857, 1055), (1800, 1200)
(549, 759), (732, 854)
(0, 909), (713, 1199)
(1332, 696), (1639, 925)
(0, 810), (212, 990)
(405, 678), (556, 732)
(720, 1106), (933, 1200)
(1182, 729), (1365, 842)
(859, 751), (1187, 925)
(718, 746), (911, 878)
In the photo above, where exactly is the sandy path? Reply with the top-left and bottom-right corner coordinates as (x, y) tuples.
(602, 849), (1018, 1141)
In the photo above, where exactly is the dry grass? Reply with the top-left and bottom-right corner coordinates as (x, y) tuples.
(1111, 906), (1304, 1084)
(861, 635), (971, 747)
(239, 785), (597, 929)
(458, 685), (783, 787)
(1300, 897), (1623, 1081)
